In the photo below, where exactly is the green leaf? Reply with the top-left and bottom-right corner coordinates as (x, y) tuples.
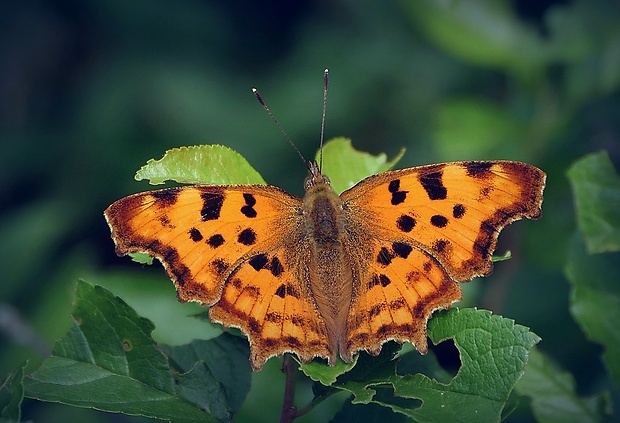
(330, 401), (410, 423)
(317, 137), (405, 194)
(515, 348), (611, 423)
(173, 362), (230, 422)
(333, 342), (404, 404)
(565, 234), (620, 391)
(129, 145), (268, 265)
(326, 309), (539, 422)
(432, 98), (525, 160)
(24, 280), (231, 423)
(161, 334), (252, 414)
(390, 308), (540, 422)
(400, 0), (548, 74)
(567, 151), (620, 253)
(129, 252), (154, 265)
(298, 354), (359, 386)
(1, 362), (26, 423)
(135, 144), (266, 186)
(491, 250), (512, 262)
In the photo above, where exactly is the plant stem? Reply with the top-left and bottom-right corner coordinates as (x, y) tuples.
(279, 354), (298, 423)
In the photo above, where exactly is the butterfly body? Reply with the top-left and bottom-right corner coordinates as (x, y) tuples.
(105, 157), (545, 370)
(302, 162), (361, 363)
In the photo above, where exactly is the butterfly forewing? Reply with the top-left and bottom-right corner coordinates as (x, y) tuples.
(105, 184), (296, 297)
(341, 161), (545, 282)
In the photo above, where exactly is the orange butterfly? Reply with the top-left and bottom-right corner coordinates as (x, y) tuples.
(104, 148), (545, 371)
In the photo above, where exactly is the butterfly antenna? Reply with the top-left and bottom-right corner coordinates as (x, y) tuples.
(319, 68), (329, 172)
(252, 87), (307, 166)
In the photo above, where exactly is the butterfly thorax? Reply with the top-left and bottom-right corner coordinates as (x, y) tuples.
(302, 162), (344, 247)
(302, 165), (353, 361)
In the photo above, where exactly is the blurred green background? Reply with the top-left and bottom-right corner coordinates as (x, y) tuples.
(1, 0), (619, 422)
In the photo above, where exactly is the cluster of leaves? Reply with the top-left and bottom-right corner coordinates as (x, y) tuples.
(2, 142), (618, 422)
(1, 279), (539, 423)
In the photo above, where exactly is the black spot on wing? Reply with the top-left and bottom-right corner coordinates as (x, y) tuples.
(237, 228), (257, 245)
(391, 191), (407, 205)
(430, 215), (448, 228)
(243, 193), (256, 206)
(241, 206), (257, 218)
(413, 302), (425, 319)
(369, 304), (385, 318)
(282, 336), (302, 348)
(207, 234), (225, 248)
(368, 274), (391, 289)
(243, 285), (260, 299)
(189, 228), (203, 242)
(396, 215), (416, 232)
(231, 278), (242, 289)
(263, 339), (277, 347)
(388, 179), (407, 205)
(419, 169), (447, 200)
(392, 242), (412, 259)
(201, 192), (224, 221)
(275, 283), (299, 299)
(379, 274), (391, 287)
(453, 204), (466, 218)
(465, 161), (493, 178)
(151, 188), (180, 206)
(211, 258), (228, 276)
(388, 179), (400, 192)
(433, 239), (449, 253)
(377, 247), (393, 266)
(269, 257), (284, 277)
(368, 274), (392, 289)
(241, 193), (257, 218)
(389, 298), (407, 312)
(249, 254), (268, 271)
(407, 270), (420, 282)
(472, 219), (497, 258)
(159, 215), (173, 228)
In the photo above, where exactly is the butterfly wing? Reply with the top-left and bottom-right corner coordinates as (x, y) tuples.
(344, 240), (461, 358)
(104, 185), (331, 370)
(342, 161), (545, 280)
(208, 245), (335, 370)
(340, 161), (545, 356)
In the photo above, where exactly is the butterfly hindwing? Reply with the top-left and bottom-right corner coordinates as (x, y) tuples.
(344, 239), (461, 360)
(209, 248), (331, 370)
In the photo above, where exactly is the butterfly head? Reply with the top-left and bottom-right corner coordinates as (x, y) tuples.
(304, 161), (331, 190)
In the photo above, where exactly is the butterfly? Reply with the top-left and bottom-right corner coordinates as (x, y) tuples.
(104, 145), (545, 371)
